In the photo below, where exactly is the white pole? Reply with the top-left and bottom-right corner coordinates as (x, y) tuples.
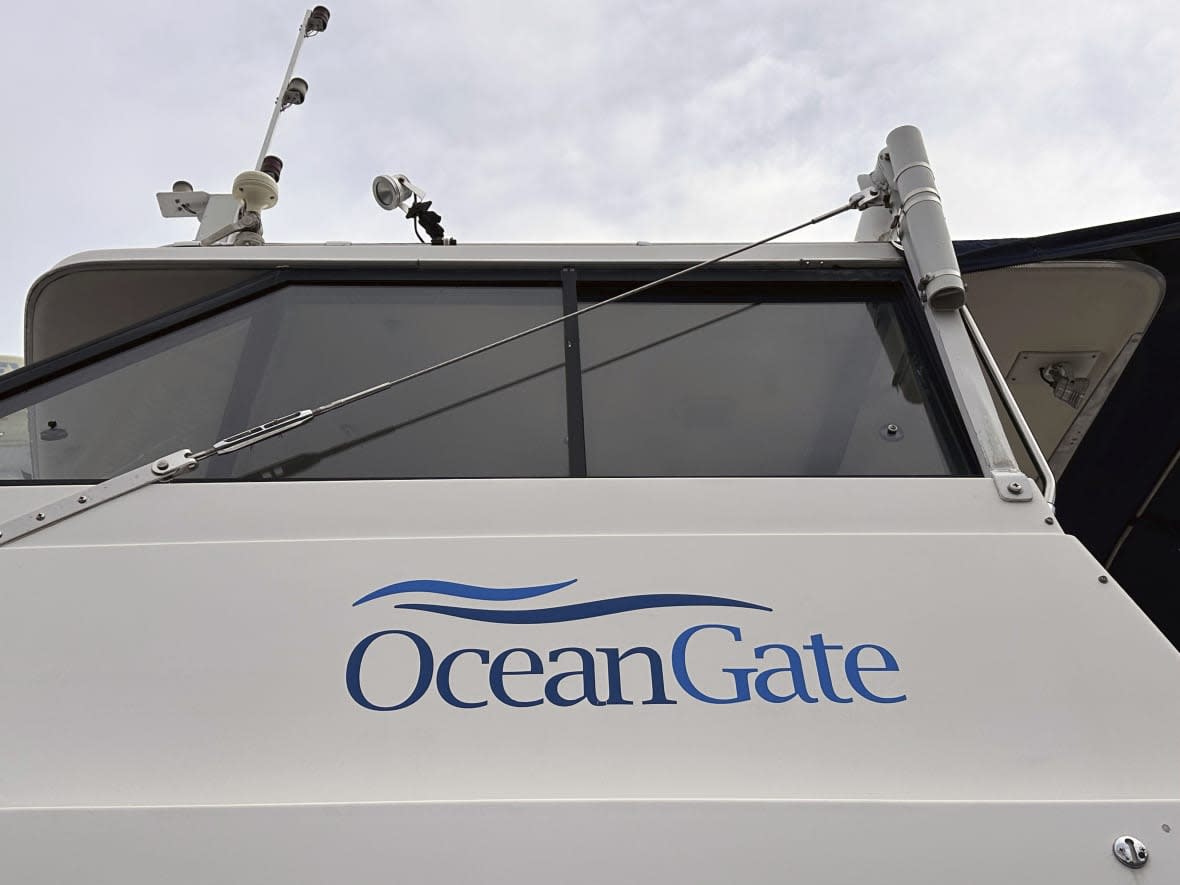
(255, 8), (313, 171)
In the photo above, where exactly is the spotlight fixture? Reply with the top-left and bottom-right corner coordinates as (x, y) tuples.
(372, 173), (456, 245)
(372, 174), (424, 213)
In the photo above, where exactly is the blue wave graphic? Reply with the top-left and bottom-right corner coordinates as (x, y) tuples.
(395, 593), (772, 624)
(353, 578), (576, 607)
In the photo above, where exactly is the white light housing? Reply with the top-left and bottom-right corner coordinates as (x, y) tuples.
(372, 174), (425, 213)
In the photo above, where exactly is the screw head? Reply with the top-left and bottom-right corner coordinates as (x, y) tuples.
(1007, 481), (1024, 494)
(1044, 516), (1055, 525)
(34, 513), (45, 521)
(1098, 575), (1110, 584)
(77, 495), (88, 504)
(155, 459), (170, 470)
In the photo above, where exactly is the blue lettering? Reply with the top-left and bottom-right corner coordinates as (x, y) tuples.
(672, 624), (756, 704)
(598, 646), (676, 705)
(346, 629), (433, 711)
(437, 648), (491, 708)
(489, 648), (544, 707)
(347, 622), (904, 711)
(753, 643), (818, 703)
(845, 644), (906, 703)
(545, 648), (606, 706)
(803, 632), (853, 703)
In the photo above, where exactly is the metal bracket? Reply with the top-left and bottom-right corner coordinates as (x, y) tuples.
(917, 268), (962, 302)
(199, 210), (263, 247)
(0, 449), (197, 548)
(1005, 350), (1100, 411)
(992, 470), (1034, 502)
(849, 186), (885, 211)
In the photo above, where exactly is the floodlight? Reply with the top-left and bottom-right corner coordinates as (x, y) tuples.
(372, 174), (424, 213)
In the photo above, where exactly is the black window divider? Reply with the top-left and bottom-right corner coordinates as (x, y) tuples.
(560, 267), (588, 476)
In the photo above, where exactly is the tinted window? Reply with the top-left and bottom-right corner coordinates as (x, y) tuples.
(225, 287), (568, 479)
(0, 277), (973, 481)
(579, 294), (958, 476)
(3, 285), (568, 481)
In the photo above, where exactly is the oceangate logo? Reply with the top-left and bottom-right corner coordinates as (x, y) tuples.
(346, 579), (906, 711)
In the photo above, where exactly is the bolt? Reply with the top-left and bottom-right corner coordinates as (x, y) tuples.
(77, 496), (88, 504)
(1098, 575), (1109, 584)
(1164, 824), (1172, 834)
(1044, 516), (1055, 525)
(886, 424), (899, 435)
(35, 513), (45, 521)
(155, 459), (169, 470)
(1007, 481), (1023, 494)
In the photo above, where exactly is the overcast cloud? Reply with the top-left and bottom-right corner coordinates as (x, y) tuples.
(1, 0), (1176, 355)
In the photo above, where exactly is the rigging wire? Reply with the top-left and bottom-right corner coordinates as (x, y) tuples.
(0, 190), (880, 546)
(190, 193), (866, 462)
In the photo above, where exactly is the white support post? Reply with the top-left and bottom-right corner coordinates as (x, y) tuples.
(864, 126), (1040, 500)
(256, 8), (314, 171)
(884, 125), (966, 311)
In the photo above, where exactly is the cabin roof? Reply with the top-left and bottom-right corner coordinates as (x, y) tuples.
(17, 215), (1180, 651)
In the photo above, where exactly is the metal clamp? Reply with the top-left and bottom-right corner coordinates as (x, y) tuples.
(918, 269), (963, 300)
(0, 450), (197, 548)
(901, 186), (943, 213)
(891, 159), (933, 180)
(849, 186), (885, 211)
(198, 210), (262, 246)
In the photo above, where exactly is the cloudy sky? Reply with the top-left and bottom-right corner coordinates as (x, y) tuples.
(1, 0), (1176, 356)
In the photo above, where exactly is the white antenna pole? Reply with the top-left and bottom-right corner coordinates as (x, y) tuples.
(256, 8), (315, 170)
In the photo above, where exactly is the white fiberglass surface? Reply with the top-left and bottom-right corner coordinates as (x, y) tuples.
(2, 528), (1179, 806)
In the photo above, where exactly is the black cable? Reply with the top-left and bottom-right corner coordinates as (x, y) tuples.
(410, 195), (426, 243)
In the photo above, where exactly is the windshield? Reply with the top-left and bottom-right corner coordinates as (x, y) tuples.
(0, 278), (975, 481)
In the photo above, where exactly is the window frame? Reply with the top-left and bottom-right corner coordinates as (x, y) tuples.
(0, 264), (981, 482)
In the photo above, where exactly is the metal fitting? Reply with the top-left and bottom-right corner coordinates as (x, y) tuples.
(1112, 835), (1148, 868)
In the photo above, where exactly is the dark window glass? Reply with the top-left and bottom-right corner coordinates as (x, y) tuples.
(578, 293), (961, 476)
(226, 287), (568, 479)
(1, 285), (568, 481)
(0, 277), (973, 482)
